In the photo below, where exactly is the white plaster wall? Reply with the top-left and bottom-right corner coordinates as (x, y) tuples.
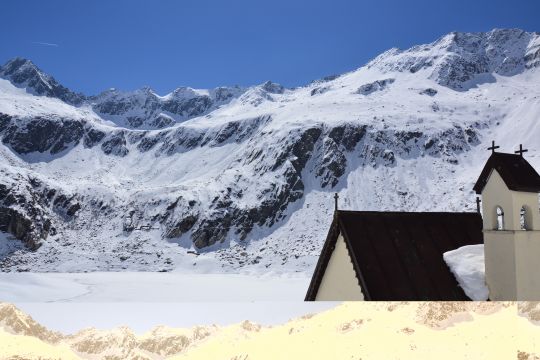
(483, 230), (517, 300)
(315, 234), (364, 301)
(514, 230), (540, 300)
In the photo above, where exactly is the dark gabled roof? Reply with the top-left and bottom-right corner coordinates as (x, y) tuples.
(473, 152), (540, 194)
(305, 211), (484, 301)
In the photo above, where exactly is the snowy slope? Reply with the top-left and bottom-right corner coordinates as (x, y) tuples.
(0, 28), (539, 273)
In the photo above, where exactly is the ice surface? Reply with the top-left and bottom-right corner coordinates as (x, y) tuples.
(0, 272), (310, 302)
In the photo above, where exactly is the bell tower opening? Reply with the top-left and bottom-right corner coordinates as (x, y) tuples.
(495, 206), (504, 230)
(520, 205), (532, 230)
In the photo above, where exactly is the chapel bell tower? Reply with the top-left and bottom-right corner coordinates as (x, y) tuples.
(473, 142), (540, 300)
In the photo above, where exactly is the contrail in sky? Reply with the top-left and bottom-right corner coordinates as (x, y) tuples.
(33, 42), (59, 47)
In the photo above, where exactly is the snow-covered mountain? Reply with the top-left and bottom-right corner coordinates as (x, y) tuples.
(368, 28), (540, 89)
(0, 303), (62, 343)
(0, 302), (535, 360)
(89, 84), (246, 129)
(0, 57), (86, 105)
(0, 28), (539, 273)
(0, 57), (246, 129)
(0, 302), (224, 359)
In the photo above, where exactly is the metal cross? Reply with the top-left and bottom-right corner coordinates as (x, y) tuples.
(487, 140), (500, 153)
(476, 197), (481, 214)
(515, 144), (528, 157)
(334, 193), (339, 212)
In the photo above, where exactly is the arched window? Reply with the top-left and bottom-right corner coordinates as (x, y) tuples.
(520, 206), (531, 230)
(496, 206), (504, 230)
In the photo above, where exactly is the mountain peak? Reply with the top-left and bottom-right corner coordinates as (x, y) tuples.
(0, 56), (86, 105)
(433, 28), (529, 52)
(1, 57), (45, 86)
(1, 57), (37, 72)
(367, 28), (540, 91)
(261, 80), (285, 94)
(137, 85), (154, 94)
(0, 303), (62, 343)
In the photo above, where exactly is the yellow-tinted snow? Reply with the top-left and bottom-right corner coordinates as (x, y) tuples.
(0, 302), (538, 360)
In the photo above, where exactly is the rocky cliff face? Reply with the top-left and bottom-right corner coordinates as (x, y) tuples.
(0, 28), (539, 272)
(0, 303), (62, 343)
(0, 58), (86, 105)
(65, 325), (219, 359)
(0, 109), (482, 266)
(367, 28), (540, 90)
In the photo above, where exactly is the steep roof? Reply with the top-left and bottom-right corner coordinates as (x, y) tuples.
(473, 153), (540, 194)
(305, 211), (484, 301)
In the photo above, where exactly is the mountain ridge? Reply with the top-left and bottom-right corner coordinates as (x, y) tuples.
(0, 302), (536, 360)
(0, 28), (539, 273)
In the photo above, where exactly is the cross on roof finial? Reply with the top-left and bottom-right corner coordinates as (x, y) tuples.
(515, 144), (528, 157)
(334, 193), (339, 212)
(487, 140), (500, 153)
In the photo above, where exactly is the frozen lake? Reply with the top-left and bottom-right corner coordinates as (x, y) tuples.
(0, 272), (311, 302)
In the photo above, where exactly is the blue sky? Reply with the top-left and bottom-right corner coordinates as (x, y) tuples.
(1, 0), (538, 95)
